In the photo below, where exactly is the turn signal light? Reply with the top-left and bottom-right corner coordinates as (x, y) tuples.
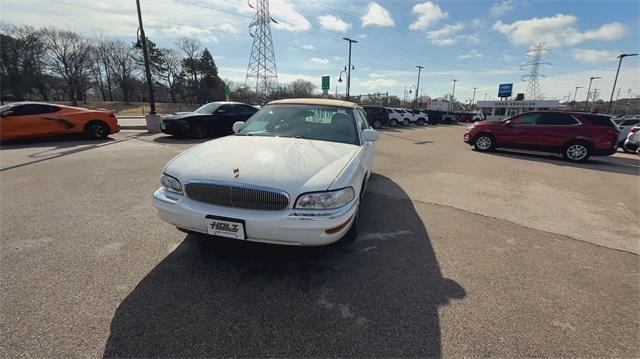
(324, 215), (353, 234)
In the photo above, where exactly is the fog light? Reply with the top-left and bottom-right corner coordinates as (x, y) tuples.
(324, 215), (353, 234)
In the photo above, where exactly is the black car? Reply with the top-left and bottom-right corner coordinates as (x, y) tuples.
(161, 102), (258, 138)
(362, 105), (390, 129)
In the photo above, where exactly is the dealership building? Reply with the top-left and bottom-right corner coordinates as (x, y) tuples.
(476, 99), (560, 120)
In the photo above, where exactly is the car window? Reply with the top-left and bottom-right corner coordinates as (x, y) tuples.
(11, 104), (60, 116)
(516, 113), (539, 125)
(195, 103), (221, 114)
(536, 113), (579, 125)
(622, 119), (640, 126)
(580, 114), (616, 128)
(355, 108), (369, 130)
(238, 104), (359, 145)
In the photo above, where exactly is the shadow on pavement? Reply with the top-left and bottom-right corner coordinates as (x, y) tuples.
(485, 149), (639, 176)
(151, 133), (229, 145)
(103, 174), (465, 357)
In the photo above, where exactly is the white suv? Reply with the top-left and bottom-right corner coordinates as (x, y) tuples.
(385, 108), (404, 127)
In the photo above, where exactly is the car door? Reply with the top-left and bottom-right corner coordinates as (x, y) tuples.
(0, 104), (63, 139)
(530, 112), (581, 149)
(498, 112), (540, 146)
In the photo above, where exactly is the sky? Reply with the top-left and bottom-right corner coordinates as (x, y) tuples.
(3, 0), (639, 102)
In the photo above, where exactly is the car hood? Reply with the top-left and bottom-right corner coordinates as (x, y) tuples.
(163, 112), (208, 120)
(165, 135), (360, 194)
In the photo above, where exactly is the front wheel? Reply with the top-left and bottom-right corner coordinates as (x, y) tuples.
(390, 119), (398, 127)
(190, 124), (207, 139)
(622, 141), (638, 154)
(562, 142), (591, 162)
(372, 120), (382, 129)
(473, 134), (495, 152)
(402, 119), (410, 126)
(417, 118), (425, 126)
(84, 121), (109, 139)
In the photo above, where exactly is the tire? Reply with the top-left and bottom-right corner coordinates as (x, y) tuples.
(562, 141), (591, 162)
(402, 118), (410, 126)
(390, 119), (398, 127)
(473, 133), (495, 152)
(190, 124), (207, 139)
(372, 120), (382, 129)
(622, 141), (638, 154)
(84, 121), (109, 139)
(417, 118), (425, 126)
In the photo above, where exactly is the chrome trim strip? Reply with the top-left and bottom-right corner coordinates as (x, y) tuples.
(153, 189), (180, 204)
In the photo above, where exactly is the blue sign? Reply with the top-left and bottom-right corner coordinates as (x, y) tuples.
(498, 83), (513, 98)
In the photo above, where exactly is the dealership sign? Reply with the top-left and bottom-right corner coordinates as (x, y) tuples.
(476, 100), (560, 108)
(498, 83), (513, 98)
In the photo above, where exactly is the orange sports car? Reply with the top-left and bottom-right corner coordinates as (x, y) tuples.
(0, 102), (120, 141)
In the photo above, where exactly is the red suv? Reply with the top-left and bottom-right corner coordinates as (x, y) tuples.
(463, 111), (619, 162)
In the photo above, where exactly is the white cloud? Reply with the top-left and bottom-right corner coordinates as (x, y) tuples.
(217, 23), (240, 34)
(458, 49), (483, 59)
(310, 57), (329, 65)
(572, 48), (620, 63)
(271, 0), (312, 31)
(357, 33), (368, 39)
(361, 2), (395, 28)
(409, 1), (448, 30)
(493, 14), (625, 47)
(471, 18), (485, 28)
(490, 0), (513, 17)
(302, 44), (315, 50)
(426, 23), (464, 46)
(360, 78), (401, 89)
(318, 15), (352, 33)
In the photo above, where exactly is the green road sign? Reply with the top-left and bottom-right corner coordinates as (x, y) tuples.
(322, 76), (330, 90)
(224, 84), (230, 96)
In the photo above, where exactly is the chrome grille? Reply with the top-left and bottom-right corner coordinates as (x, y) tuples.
(185, 182), (289, 210)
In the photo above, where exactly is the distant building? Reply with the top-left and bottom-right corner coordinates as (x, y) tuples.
(477, 99), (560, 120)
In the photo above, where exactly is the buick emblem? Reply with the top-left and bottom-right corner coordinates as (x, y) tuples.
(233, 168), (240, 178)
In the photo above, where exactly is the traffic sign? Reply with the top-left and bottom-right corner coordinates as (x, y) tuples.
(224, 84), (230, 96)
(322, 76), (330, 90)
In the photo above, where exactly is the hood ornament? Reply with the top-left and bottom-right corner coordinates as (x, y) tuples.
(233, 168), (240, 178)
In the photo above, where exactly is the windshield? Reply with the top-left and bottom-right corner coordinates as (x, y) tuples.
(195, 103), (221, 114)
(0, 104), (13, 113)
(238, 104), (359, 145)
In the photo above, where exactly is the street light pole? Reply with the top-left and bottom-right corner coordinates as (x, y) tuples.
(584, 76), (601, 111)
(136, 0), (156, 115)
(607, 53), (638, 114)
(449, 79), (457, 111)
(415, 65), (423, 109)
(343, 37), (357, 101)
(471, 87), (477, 109)
(572, 86), (583, 110)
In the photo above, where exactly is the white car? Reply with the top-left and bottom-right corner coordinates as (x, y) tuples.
(623, 125), (640, 154)
(615, 117), (640, 147)
(404, 109), (429, 126)
(153, 98), (379, 246)
(385, 108), (404, 127)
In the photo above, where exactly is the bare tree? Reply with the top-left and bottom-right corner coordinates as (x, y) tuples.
(41, 27), (92, 105)
(176, 37), (202, 103)
(158, 48), (182, 103)
(287, 79), (316, 98)
(1, 24), (48, 100)
(108, 40), (139, 104)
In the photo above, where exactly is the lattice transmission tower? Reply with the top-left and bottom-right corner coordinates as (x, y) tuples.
(520, 42), (550, 100)
(245, 0), (278, 97)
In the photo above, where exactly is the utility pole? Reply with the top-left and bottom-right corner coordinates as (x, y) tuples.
(584, 76), (601, 111)
(415, 65), (423, 109)
(449, 79), (457, 111)
(471, 87), (477, 109)
(591, 88), (599, 112)
(520, 42), (550, 100)
(343, 37), (357, 101)
(607, 53), (638, 113)
(612, 87), (622, 114)
(484, 93), (487, 101)
(572, 86), (582, 110)
(245, 0), (278, 97)
(625, 89), (632, 115)
(136, 0), (155, 115)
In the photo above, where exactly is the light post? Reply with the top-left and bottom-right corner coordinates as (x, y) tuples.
(471, 87), (477, 109)
(607, 53), (638, 113)
(449, 79), (457, 111)
(484, 93), (487, 101)
(338, 69), (348, 99)
(135, 0), (155, 115)
(342, 37), (357, 101)
(572, 86), (583, 110)
(584, 76), (601, 111)
(415, 65), (423, 109)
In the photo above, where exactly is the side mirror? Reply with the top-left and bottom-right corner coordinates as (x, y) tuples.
(505, 120), (513, 127)
(232, 121), (245, 134)
(362, 129), (379, 142)
(1, 110), (14, 118)
(215, 109), (225, 114)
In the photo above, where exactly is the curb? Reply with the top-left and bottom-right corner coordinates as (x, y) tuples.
(120, 125), (148, 130)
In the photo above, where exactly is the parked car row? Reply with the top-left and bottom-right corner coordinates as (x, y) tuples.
(362, 106), (440, 129)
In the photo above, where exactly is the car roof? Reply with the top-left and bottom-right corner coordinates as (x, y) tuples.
(267, 98), (358, 108)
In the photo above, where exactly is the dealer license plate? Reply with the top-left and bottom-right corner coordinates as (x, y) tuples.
(205, 216), (246, 240)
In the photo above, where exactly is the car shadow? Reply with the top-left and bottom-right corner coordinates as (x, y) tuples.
(485, 149), (639, 176)
(103, 174), (465, 357)
(151, 133), (229, 145)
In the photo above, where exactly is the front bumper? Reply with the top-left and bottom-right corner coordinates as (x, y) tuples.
(153, 188), (358, 246)
(463, 132), (471, 144)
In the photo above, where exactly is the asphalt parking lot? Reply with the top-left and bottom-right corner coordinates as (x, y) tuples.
(1, 125), (638, 357)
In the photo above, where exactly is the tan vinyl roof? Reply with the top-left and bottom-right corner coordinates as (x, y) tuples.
(267, 98), (358, 108)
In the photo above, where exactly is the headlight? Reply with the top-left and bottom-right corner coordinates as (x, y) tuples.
(160, 173), (183, 194)
(295, 187), (355, 210)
